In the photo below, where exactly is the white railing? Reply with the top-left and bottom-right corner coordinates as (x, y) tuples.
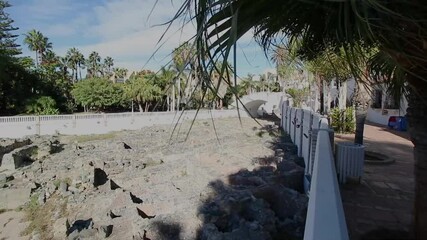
(280, 103), (349, 240)
(0, 109), (250, 138)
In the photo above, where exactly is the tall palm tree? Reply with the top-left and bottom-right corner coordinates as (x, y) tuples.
(42, 50), (58, 66)
(86, 51), (101, 78)
(58, 56), (69, 79)
(23, 29), (51, 67)
(158, 66), (177, 111)
(177, 0), (427, 237)
(103, 56), (114, 78)
(76, 51), (85, 81)
(66, 48), (79, 83)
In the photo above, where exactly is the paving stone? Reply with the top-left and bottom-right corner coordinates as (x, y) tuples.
(338, 123), (414, 239)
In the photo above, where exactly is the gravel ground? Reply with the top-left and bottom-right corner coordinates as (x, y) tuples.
(1, 117), (285, 239)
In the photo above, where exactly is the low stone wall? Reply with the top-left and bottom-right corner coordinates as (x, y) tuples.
(0, 110), (250, 139)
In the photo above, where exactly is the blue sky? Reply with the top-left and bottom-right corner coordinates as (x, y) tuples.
(8, 0), (275, 77)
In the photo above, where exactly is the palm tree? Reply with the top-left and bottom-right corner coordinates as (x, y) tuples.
(58, 56), (69, 79)
(42, 50), (58, 66)
(76, 51), (85, 81)
(23, 29), (52, 67)
(158, 66), (177, 111)
(86, 51), (101, 78)
(103, 56), (114, 78)
(66, 48), (79, 83)
(177, 0), (427, 237)
(113, 67), (128, 82)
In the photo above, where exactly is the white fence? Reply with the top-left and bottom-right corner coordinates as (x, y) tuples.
(281, 104), (349, 240)
(0, 110), (250, 138)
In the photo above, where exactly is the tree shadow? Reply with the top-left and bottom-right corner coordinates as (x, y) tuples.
(366, 121), (411, 141)
(150, 221), (183, 240)
(194, 115), (309, 240)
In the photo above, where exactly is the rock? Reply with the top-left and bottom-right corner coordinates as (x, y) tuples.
(68, 186), (80, 194)
(1, 145), (38, 170)
(37, 141), (51, 160)
(67, 229), (97, 240)
(60, 181), (68, 194)
(38, 191), (46, 205)
(199, 223), (224, 240)
(273, 161), (305, 192)
(136, 207), (155, 219)
(130, 192), (143, 204)
(289, 155), (305, 168)
(28, 181), (41, 192)
(0, 173), (14, 183)
(228, 175), (266, 187)
(99, 225), (113, 238)
(30, 233), (41, 240)
(67, 218), (94, 236)
(122, 142), (132, 149)
(0, 188), (31, 209)
(250, 185), (308, 221)
(46, 182), (57, 195)
(276, 142), (297, 155)
(110, 179), (121, 190)
(93, 168), (108, 187)
(53, 217), (69, 239)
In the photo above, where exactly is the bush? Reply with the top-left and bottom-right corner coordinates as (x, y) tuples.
(330, 107), (355, 133)
(26, 96), (59, 115)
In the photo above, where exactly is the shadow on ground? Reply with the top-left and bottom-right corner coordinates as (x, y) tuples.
(191, 114), (309, 240)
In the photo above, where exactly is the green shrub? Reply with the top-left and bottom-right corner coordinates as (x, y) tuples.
(330, 107), (355, 133)
(26, 96), (59, 115)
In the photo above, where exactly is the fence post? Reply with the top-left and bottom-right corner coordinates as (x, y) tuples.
(299, 110), (304, 157)
(103, 113), (107, 127)
(35, 116), (40, 135)
(72, 115), (77, 128)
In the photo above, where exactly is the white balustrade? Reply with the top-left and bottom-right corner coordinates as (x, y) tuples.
(0, 110), (250, 138)
(280, 104), (349, 240)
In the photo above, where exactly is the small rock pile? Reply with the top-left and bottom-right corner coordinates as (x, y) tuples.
(198, 133), (308, 240)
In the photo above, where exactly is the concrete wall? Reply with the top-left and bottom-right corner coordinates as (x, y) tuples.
(367, 97), (408, 126)
(0, 110), (250, 139)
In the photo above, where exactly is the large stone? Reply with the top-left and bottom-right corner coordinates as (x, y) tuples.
(273, 161), (305, 192)
(250, 184), (308, 221)
(1, 145), (38, 170)
(0, 188), (31, 209)
(93, 168), (108, 187)
(99, 225), (113, 238)
(52, 217), (69, 239)
(0, 138), (32, 162)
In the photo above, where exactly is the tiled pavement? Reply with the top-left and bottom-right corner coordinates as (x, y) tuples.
(335, 122), (415, 240)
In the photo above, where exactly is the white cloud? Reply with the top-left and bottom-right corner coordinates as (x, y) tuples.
(16, 0), (270, 74)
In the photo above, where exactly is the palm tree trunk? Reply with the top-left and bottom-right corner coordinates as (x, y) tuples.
(79, 65), (82, 80)
(35, 51), (39, 68)
(177, 79), (181, 111)
(354, 107), (367, 145)
(167, 95), (170, 111)
(172, 81), (176, 111)
(353, 81), (369, 145)
(71, 69), (75, 84)
(406, 73), (427, 239)
(319, 78), (325, 114)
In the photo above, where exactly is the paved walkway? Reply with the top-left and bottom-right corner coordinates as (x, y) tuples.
(335, 122), (414, 240)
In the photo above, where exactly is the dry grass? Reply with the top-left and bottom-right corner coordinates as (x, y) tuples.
(21, 194), (68, 239)
(70, 132), (117, 143)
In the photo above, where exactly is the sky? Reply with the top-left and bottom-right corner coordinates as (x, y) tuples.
(8, 0), (275, 77)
